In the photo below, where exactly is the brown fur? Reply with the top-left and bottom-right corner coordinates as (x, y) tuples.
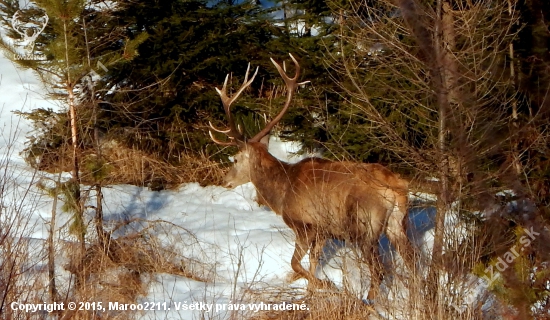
(225, 142), (413, 300)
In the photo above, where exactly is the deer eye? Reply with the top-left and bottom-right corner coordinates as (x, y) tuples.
(234, 159), (238, 163)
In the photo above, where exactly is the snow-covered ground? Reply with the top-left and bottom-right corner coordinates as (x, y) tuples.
(1, 51), (494, 319)
(0, 52), (58, 239)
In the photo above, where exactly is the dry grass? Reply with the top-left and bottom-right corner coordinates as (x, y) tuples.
(62, 219), (212, 319)
(247, 290), (379, 320)
(0, 235), (47, 320)
(0, 142), (48, 319)
(242, 272), (484, 320)
(240, 216), (521, 320)
(97, 142), (227, 188)
(36, 141), (228, 189)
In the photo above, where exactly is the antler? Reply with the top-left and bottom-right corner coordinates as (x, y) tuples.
(11, 10), (48, 51)
(11, 11), (27, 38)
(249, 53), (307, 142)
(209, 54), (307, 145)
(34, 13), (48, 40)
(209, 63), (259, 145)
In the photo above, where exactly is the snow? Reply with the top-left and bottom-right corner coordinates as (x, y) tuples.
(0, 51), (301, 320)
(105, 182), (294, 279)
(0, 55), (54, 152)
(0, 50), (502, 319)
(265, 135), (320, 163)
(0, 51), (58, 239)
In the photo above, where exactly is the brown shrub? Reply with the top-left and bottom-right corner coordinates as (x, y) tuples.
(35, 141), (227, 189)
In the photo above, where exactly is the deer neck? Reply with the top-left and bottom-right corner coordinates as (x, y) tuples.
(248, 143), (291, 214)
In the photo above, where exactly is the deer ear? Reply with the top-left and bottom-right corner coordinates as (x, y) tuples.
(259, 134), (270, 147)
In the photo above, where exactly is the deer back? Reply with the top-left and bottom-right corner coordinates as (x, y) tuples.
(247, 142), (407, 240)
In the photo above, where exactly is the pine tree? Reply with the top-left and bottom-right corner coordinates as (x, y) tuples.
(261, 0), (342, 153)
(95, 0), (289, 161)
(1, 0), (145, 252)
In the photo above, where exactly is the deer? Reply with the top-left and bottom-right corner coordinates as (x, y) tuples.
(209, 54), (414, 301)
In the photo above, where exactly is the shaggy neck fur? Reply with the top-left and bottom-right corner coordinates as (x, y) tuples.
(246, 142), (291, 214)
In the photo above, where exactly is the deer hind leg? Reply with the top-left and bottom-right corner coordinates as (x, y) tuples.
(308, 236), (334, 289)
(308, 235), (324, 276)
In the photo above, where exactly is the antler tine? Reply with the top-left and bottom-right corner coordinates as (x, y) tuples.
(208, 120), (239, 145)
(208, 121), (231, 134)
(222, 63), (259, 110)
(208, 130), (237, 146)
(213, 63), (259, 143)
(249, 53), (305, 142)
(11, 12), (26, 37)
(38, 13), (49, 34)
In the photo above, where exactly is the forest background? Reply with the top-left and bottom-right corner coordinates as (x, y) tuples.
(1, 0), (550, 318)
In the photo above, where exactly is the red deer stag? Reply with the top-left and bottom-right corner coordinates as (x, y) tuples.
(209, 54), (413, 301)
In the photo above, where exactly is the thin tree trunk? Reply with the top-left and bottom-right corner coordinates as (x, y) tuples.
(430, 0), (456, 313)
(48, 172), (62, 311)
(68, 86), (79, 184)
(507, 0), (522, 177)
(67, 84), (85, 253)
(91, 81), (106, 247)
(95, 185), (105, 245)
(64, 19), (85, 254)
(83, 17), (106, 248)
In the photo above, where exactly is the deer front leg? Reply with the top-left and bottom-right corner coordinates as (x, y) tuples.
(289, 230), (333, 290)
(290, 234), (311, 282)
(386, 204), (417, 275)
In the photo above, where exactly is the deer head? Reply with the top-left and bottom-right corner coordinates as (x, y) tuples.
(11, 10), (49, 52)
(209, 54), (307, 188)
